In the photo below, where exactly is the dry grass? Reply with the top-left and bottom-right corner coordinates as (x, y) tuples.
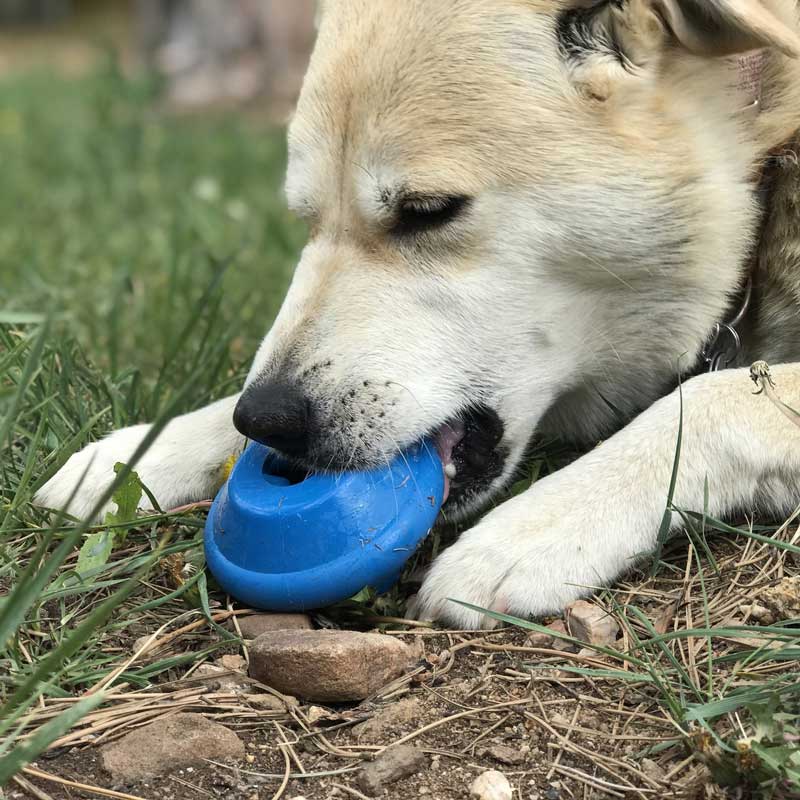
(6, 519), (798, 798)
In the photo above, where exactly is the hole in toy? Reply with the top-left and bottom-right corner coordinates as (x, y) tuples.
(262, 457), (309, 487)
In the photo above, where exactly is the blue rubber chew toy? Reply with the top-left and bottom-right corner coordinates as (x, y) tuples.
(204, 440), (445, 611)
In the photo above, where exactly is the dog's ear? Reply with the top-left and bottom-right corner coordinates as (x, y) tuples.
(560, 0), (800, 68)
(656, 0), (800, 56)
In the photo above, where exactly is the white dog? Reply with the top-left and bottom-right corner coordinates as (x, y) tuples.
(38, 0), (800, 629)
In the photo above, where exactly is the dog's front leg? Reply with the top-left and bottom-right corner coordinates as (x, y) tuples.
(35, 394), (245, 520)
(416, 364), (800, 630)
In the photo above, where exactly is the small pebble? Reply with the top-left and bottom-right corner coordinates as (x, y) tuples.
(547, 620), (578, 652)
(478, 743), (526, 766)
(565, 600), (620, 646)
(358, 745), (427, 795)
(470, 770), (512, 800)
(525, 630), (555, 648)
(219, 654), (246, 671)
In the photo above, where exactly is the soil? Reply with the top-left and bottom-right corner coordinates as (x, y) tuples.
(10, 629), (717, 800)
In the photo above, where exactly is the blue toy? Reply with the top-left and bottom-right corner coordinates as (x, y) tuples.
(204, 440), (445, 611)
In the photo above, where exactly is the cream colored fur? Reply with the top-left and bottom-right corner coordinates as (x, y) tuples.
(37, 0), (800, 629)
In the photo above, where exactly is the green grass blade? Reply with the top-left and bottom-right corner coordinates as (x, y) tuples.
(0, 693), (105, 784)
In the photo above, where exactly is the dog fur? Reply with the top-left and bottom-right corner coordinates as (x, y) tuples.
(37, 0), (800, 629)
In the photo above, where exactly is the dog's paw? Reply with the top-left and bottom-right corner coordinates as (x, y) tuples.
(35, 424), (162, 521)
(35, 395), (245, 522)
(35, 425), (228, 521)
(415, 494), (596, 629)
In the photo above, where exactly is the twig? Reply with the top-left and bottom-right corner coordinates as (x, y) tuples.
(228, 597), (249, 669)
(164, 500), (214, 515)
(459, 712), (512, 754)
(526, 710), (659, 795)
(552, 764), (637, 797)
(84, 614), (188, 696)
(546, 702), (581, 781)
(376, 698), (534, 754)
(169, 775), (215, 797)
(21, 767), (148, 800)
(203, 760), (361, 780)
(276, 721), (306, 775)
(330, 784), (372, 800)
(271, 721), (292, 800)
(12, 773), (56, 800)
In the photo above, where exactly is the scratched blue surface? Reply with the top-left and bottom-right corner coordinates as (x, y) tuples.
(204, 440), (444, 611)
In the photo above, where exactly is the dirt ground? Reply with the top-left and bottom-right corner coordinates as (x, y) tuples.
(10, 627), (722, 800)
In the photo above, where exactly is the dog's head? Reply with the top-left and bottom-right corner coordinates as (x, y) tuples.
(235, 0), (800, 516)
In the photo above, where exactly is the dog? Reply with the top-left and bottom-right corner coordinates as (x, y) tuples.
(37, 0), (800, 630)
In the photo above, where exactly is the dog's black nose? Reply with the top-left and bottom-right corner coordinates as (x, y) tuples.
(233, 380), (310, 458)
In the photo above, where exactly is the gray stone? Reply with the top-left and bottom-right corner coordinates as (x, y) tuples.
(194, 663), (250, 693)
(478, 743), (526, 766)
(101, 713), (244, 783)
(352, 698), (423, 742)
(357, 745), (427, 796)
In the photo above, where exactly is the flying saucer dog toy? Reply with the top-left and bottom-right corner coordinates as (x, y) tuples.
(204, 440), (445, 611)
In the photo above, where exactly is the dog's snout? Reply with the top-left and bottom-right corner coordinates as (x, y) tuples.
(233, 380), (311, 458)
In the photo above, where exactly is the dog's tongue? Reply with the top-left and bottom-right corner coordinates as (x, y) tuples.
(433, 420), (465, 504)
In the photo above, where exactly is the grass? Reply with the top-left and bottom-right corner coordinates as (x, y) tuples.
(1, 61), (799, 799)
(0, 59), (305, 781)
(469, 513), (800, 796)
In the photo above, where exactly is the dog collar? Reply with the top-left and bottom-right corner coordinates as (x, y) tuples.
(734, 50), (766, 115)
(700, 277), (753, 371)
(699, 52), (771, 372)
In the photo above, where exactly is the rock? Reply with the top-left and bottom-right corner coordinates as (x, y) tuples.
(565, 601), (619, 646)
(640, 758), (665, 782)
(194, 663), (250, 693)
(546, 620), (578, 653)
(576, 647), (606, 661)
(101, 713), (244, 783)
(219, 654), (246, 671)
(357, 745), (427, 796)
(478, 743), (526, 766)
(237, 613), (314, 638)
(244, 693), (294, 711)
(748, 576), (800, 624)
(306, 705), (349, 726)
(525, 630), (555, 648)
(248, 630), (415, 702)
(470, 769), (513, 800)
(352, 698), (423, 741)
(745, 602), (774, 623)
(307, 705), (328, 724)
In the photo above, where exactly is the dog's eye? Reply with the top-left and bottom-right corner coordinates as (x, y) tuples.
(393, 195), (471, 237)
